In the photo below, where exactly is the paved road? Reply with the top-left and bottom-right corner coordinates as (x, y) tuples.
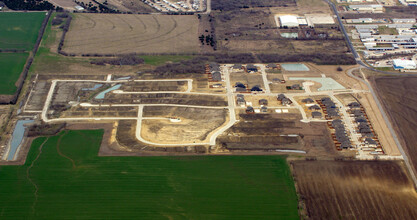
(259, 65), (271, 94)
(204, 0), (211, 14)
(325, 0), (417, 76)
(79, 103), (227, 109)
(208, 65), (238, 145)
(347, 67), (417, 187)
(114, 91), (226, 96)
(326, 0), (417, 187)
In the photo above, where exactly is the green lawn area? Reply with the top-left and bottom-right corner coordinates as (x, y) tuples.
(139, 55), (193, 66)
(0, 12), (45, 51)
(377, 26), (398, 35)
(0, 53), (28, 94)
(0, 130), (299, 220)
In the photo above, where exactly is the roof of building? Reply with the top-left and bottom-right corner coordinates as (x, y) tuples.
(246, 64), (258, 70)
(393, 59), (416, 68)
(282, 98), (292, 104)
(235, 82), (246, 88)
(348, 102), (361, 108)
(365, 137), (377, 145)
(277, 94), (286, 100)
(392, 18), (416, 23)
(309, 105), (321, 110)
(280, 15), (299, 27)
(233, 64), (242, 69)
(312, 111), (322, 117)
(355, 117), (367, 123)
(355, 24), (378, 29)
(349, 4), (383, 9)
(267, 63), (278, 68)
(305, 14), (335, 26)
(387, 23), (414, 28)
(212, 72), (222, 81)
(259, 99), (268, 104)
(251, 85), (263, 91)
(302, 98), (314, 103)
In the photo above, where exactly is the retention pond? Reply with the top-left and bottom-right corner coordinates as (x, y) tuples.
(6, 119), (34, 161)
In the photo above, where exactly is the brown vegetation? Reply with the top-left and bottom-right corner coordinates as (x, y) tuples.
(62, 14), (199, 55)
(373, 76), (417, 173)
(292, 160), (417, 220)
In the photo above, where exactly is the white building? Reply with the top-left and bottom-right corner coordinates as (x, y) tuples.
(393, 59), (417, 69)
(280, 15), (299, 28)
(305, 14), (335, 27)
(349, 4), (383, 12)
(392, 18), (416, 23)
(74, 5), (84, 11)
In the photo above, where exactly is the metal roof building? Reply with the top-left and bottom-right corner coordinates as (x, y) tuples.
(279, 15), (299, 27)
(393, 59), (417, 70)
(392, 18), (416, 23)
(305, 14), (335, 27)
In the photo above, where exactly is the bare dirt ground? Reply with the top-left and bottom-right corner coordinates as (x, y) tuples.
(141, 106), (226, 144)
(217, 113), (338, 157)
(212, 0), (347, 54)
(63, 14), (199, 54)
(230, 73), (264, 91)
(372, 76), (417, 170)
(292, 160), (417, 220)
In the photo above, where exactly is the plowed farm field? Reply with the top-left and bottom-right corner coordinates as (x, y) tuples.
(373, 76), (417, 175)
(292, 160), (417, 220)
(63, 14), (199, 54)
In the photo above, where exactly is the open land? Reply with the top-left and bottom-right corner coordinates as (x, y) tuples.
(0, 12), (45, 50)
(292, 160), (417, 220)
(0, 12), (45, 96)
(0, 129), (299, 219)
(373, 76), (417, 175)
(212, 0), (349, 57)
(63, 14), (200, 55)
(0, 53), (29, 94)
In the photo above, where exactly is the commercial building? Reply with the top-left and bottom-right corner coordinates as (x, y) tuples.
(305, 14), (335, 27)
(279, 15), (299, 28)
(392, 18), (416, 23)
(393, 59), (417, 70)
(349, 4), (383, 13)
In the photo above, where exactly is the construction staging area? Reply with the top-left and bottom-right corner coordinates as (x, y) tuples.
(2, 62), (402, 160)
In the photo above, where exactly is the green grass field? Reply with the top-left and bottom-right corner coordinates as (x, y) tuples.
(0, 130), (299, 219)
(0, 53), (28, 94)
(0, 12), (45, 51)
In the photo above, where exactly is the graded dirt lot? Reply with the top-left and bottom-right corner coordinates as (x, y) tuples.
(373, 76), (417, 170)
(63, 14), (199, 54)
(141, 106), (227, 144)
(292, 160), (417, 220)
(218, 113), (337, 156)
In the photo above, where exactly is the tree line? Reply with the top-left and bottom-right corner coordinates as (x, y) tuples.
(3, 0), (54, 10)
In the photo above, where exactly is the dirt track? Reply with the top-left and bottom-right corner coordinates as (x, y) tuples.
(292, 160), (417, 220)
